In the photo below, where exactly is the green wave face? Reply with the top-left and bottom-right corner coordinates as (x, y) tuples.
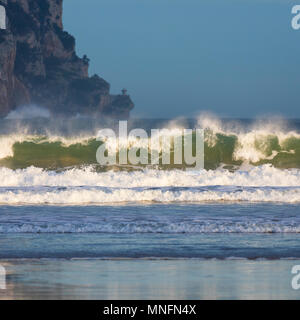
(205, 133), (300, 170)
(1, 130), (300, 170)
(0, 139), (100, 169)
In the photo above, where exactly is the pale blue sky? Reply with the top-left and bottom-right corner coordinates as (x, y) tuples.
(63, 0), (300, 118)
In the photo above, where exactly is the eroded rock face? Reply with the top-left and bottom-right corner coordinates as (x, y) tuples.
(0, 0), (134, 118)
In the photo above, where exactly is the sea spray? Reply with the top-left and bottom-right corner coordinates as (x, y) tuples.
(0, 116), (300, 169)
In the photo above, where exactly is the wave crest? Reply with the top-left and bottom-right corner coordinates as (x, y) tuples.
(0, 165), (299, 204)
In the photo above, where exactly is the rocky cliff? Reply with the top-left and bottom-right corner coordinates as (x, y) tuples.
(0, 0), (134, 118)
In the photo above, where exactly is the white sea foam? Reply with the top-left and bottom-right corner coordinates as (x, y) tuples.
(0, 221), (299, 233)
(0, 165), (299, 204)
(0, 165), (299, 188)
(0, 185), (299, 204)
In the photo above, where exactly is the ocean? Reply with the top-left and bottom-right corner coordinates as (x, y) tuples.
(1, 115), (300, 299)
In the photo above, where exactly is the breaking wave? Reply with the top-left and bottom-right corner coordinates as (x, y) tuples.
(0, 115), (300, 169)
(0, 116), (299, 204)
(0, 165), (299, 204)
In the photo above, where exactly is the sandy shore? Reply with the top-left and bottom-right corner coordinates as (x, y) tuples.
(0, 259), (300, 300)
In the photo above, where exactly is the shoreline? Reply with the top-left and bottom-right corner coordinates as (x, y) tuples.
(1, 258), (300, 300)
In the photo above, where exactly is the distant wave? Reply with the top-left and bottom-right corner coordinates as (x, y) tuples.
(1, 218), (300, 233)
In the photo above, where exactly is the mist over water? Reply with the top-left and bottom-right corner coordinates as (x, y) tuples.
(5, 105), (51, 120)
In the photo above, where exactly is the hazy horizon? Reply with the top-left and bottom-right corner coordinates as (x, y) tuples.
(63, 0), (300, 118)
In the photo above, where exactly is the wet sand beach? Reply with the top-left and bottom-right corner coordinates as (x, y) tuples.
(1, 259), (300, 300)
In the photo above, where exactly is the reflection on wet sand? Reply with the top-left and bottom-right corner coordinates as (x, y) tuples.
(0, 259), (299, 300)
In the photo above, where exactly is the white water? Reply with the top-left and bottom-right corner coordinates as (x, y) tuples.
(0, 114), (299, 162)
(0, 165), (299, 188)
(1, 220), (299, 233)
(197, 113), (300, 162)
(0, 165), (299, 204)
(0, 186), (299, 204)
